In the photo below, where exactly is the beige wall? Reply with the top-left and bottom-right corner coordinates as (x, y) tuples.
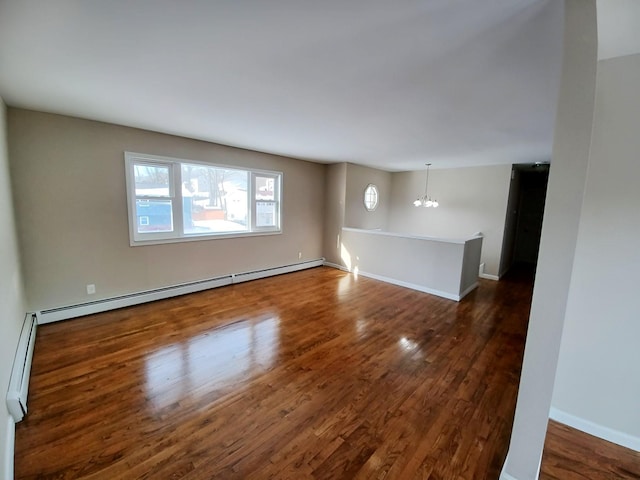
(388, 165), (512, 278)
(344, 163), (391, 230)
(8, 109), (325, 311)
(551, 53), (640, 445)
(322, 163), (347, 266)
(0, 99), (27, 479)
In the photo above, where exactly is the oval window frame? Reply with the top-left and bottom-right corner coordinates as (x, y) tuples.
(363, 184), (379, 211)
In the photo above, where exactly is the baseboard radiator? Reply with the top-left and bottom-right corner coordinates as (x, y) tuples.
(7, 313), (38, 422)
(38, 259), (324, 324)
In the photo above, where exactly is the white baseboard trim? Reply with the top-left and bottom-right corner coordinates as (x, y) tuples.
(38, 259), (324, 324)
(4, 416), (15, 480)
(323, 261), (349, 272)
(479, 273), (500, 281)
(38, 276), (233, 324)
(232, 259), (324, 284)
(7, 313), (38, 422)
(499, 453), (514, 480)
(499, 451), (542, 480)
(459, 282), (479, 300)
(500, 470), (519, 480)
(354, 269), (462, 301)
(549, 407), (640, 452)
(326, 261), (478, 302)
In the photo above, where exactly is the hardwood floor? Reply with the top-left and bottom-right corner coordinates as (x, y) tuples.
(540, 420), (640, 480)
(16, 266), (534, 479)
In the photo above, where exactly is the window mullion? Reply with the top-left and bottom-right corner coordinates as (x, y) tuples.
(172, 163), (184, 236)
(249, 173), (255, 231)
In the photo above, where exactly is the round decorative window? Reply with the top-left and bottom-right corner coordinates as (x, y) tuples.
(364, 184), (379, 211)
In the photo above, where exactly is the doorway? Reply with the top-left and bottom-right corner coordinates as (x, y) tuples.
(499, 163), (550, 275)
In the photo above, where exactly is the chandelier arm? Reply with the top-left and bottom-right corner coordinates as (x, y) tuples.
(425, 164), (430, 195)
(414, 163), (438, 208)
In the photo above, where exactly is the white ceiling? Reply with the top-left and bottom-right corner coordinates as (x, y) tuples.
(0, 0), (564, 172)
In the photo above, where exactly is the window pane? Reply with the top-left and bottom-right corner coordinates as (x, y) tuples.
(181, 163), (249, 234)
(256, 201), (277, 227)
(134, 164), (171, 197)
(136, 199), (173, 233)
(255, 176), (275, 201)
(364, 184), (378, 211)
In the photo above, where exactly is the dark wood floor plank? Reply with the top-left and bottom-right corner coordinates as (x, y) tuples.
(540, 420), (640, 480)
(14, 265), (636, 479)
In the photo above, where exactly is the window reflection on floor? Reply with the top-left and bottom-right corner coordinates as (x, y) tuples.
(144, 316), (279, 412)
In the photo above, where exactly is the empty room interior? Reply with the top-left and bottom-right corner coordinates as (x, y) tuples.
(1, 1), (639, 479)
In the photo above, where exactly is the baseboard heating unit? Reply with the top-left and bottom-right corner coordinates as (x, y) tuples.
(7, 313), (38, 423)
(38, 259), (325, 324)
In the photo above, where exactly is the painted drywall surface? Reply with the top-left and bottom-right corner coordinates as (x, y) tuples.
(551, 53), (640, 442)
(388, 165), (511, 278)
(344, 163), (391, 230)
(341, 228), (465, 297)
(503, 1), (597, 479)
(322, 162), (347, 266)
(8, 109), (325, 311)
(597, 0), (640, 60)
(460, 236), (483, 294)
(0, 99), (27, 480)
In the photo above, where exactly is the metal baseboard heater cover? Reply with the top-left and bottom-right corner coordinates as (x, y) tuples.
(7, 313), (38, 422)
(38, 259), (324, 324)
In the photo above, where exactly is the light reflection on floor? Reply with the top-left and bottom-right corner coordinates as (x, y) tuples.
(356, 318), (368, 336)
(337, 273), (354, 297)
(398, 336), (419, 351)
(398, 336), (422, 359)
(144, 316), (279, 412)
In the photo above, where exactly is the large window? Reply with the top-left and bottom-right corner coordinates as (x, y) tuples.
(125, 152), (281, 245)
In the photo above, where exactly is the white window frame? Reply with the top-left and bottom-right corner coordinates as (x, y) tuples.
(251, 172), (281, 231)
(125, 152), (283, 246)
(364, 184), (379, 211)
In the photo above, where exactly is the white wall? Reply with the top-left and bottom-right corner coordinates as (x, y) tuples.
(502, 0), (597, 478)
(551, 52), (640, 447)
(341, 228), (481, 300)
(0, 99), (27, 480)
(8, 109), (325, 312)
(388, 165), (511, 278)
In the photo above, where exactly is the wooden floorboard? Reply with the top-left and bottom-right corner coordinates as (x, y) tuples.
(13, 265), (632, 479)
(540, 420), (640, 480)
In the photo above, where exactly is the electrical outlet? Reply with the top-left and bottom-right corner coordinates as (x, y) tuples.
(86, 284), (96, 295)
(298, 252), (302, 259)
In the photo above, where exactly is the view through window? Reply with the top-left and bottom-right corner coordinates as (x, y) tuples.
(126, 153), (281, 245)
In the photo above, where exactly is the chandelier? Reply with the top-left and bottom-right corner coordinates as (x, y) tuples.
(413, 163), (439, 208)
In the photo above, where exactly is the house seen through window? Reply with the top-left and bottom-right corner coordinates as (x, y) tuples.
(126, 152), (282, 245)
